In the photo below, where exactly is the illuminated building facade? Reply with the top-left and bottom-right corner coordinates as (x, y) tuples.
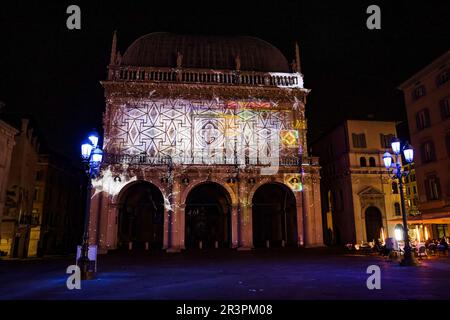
(0, 118), (18, 255)
(312, 120), (402, 245)
(399, 50), (450, 240)
(0, 119), (39, 257)
(88, 32), (323, 253)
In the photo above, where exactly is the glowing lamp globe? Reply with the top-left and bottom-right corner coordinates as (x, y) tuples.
(88, 130), (99, 148)
(81, 140), (93, 160)
(403, 142), (414, 163)
(91, 147), (103, 163)
(382, 152), (392, 169)
(394, 227), (403, 241)
(391, 137), (401, 155)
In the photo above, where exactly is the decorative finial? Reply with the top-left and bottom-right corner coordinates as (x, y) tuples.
(110, 30), (117, 65)
(235, 55), (241, 71)
(176, 51), (183, 68)
(295, 42), (301, 73)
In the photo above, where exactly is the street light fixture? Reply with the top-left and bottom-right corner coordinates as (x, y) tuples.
(383, 137), (418, 266)
(78, 130), (103, 279)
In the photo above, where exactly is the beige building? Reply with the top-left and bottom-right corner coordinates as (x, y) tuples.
(88, 32), (323, 253)
(0, 118), (39, 257)
(0, 119), (18, 255)
(312, 120), (402, 245)
(398, 51), (450, 240)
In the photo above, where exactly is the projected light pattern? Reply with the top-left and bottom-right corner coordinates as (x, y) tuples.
(106, 98), (301, 164)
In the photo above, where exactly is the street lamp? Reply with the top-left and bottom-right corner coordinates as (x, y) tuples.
(79, 130), (103, 279)
(383, 138), (418, 266)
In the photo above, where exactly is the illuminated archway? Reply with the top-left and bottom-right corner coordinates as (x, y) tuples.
(252, 183), (297, 248)
(117, 181), (164, 250)
(185, 182), (232, 249)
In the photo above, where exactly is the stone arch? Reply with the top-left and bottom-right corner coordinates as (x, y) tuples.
(115, 180), (166, 250)
(251, 182), (298, 247)
(180, 179), (237, 206)
(184, 181), (233, 248)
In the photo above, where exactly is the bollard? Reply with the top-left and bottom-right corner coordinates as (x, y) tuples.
(145, 242), (149, 250)
(199, 241), (203, 250)
(266, 240), (270, 248)
(128, 241), (133, 250)
(215, 241), (219, 249)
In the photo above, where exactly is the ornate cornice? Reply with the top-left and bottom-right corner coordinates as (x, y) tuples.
(101, 81), (310, 103)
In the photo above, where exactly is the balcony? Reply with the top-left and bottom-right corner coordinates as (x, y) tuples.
(102, 152), (303, 167)
(107, 65), (304, 89)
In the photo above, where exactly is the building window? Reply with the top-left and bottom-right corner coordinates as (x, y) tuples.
(369, 157), (376, 167)
(440, 97), (450, 120)
(33, 188), (39, 201)
(412, 85), (426, 100)
(413, 186), (417, 194)
(352, 133), (366, 148)
(380, 134), (394, 148)
(425, 175), (441, 200)
(406, 187), (410, 195)
(360, 157), (367, 167)
(35, 170), (43, 181)
(394, 203), (401, 216)
(436, 69), (449, 86)
(410, 173), (416, 182)
(433, 224), (449, 239)
(420, 140), (436, 163)
(446, 133), (450, 157)
(416, 108), (431, 130)
(392, 182), (398, 194)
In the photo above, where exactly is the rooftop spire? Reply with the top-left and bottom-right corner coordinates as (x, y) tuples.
(110, 30), (117, 65)
(295, 42), (301, 73)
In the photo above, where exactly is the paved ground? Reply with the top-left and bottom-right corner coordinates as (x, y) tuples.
(0, 248), (449, 300)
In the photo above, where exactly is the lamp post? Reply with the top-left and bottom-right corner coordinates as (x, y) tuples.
(79, 130), (103, 279)
(383, 137), (418, 266)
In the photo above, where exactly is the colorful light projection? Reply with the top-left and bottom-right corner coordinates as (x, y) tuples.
(109, 98), (293, 166)
(280, 130), (299, 148)
(284, 173), (302, 192)
(226, 101), (272, 110)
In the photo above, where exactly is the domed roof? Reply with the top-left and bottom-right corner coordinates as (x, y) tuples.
(121, 32), (290, 72)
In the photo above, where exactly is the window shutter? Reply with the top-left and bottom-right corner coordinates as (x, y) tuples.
(424, 178), (431, 201)
(416, 112), (421, 130)
(435, 176), (441, 199)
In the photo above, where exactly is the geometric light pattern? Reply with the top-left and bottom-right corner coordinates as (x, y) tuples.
(106, 98), (303, 164)
(280, 130), (299, 148)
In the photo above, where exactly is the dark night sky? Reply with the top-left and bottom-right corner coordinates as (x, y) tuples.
(0, 0), (449, 159)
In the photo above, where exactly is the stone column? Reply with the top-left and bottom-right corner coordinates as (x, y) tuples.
(166, 180), (181, 252)
(302, 174), (324, 247)
(295, 193), (304, 246)
(231, 203), (238, 248)
(239, 200), (253, 250)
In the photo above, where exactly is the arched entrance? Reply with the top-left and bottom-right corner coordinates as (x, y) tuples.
(252, 183), (297, 248)
(185, 182), (231, 249)
(365, 206), (383, 242)
(118, 182), (164, 250)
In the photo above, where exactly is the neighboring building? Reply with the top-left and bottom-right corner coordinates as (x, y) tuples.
(88, 32), (323, 253)
(33, 154), (84, 256)
(312, 120), (401, 245)
(0, 119), (39, 257)
(398, 50), (450, 241)
(0, 119), (18, 255)
(403, 163), (420, 216)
